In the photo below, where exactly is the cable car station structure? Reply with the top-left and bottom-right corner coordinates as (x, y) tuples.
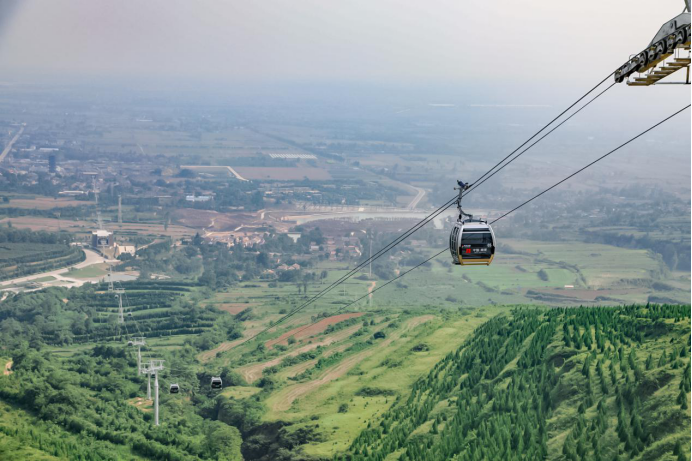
(615, 0), (691, 85)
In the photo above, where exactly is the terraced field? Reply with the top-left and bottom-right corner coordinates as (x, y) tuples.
(86, 281), (214, 341)
(207, 304), (502, 458)
(0, 243), (85, 281)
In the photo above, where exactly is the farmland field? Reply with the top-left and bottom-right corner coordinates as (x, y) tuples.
(233, 166), (332, 180)
(0, 196), (88, 210)
(75, 127), (311, 160)
(0, 216), (195, 238)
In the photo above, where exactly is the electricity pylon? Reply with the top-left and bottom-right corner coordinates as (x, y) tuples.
(115, 289), (125, 324)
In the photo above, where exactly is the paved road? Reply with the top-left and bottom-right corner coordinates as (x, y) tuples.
(0, 125), (25, 163)
(180, 165), (248, 181)
(407, 185), (426, 210)
(0, 248), (109, 289)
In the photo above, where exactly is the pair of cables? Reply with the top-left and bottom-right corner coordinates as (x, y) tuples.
(234, 72), (636, 348)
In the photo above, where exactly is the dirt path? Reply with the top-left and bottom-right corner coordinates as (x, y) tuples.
(271, 335), (398, 412)
(368, 281), (376, 305)
(269, 316), (434, 412)
(283, 360), (317, 378)
(283, 343), (351, 378)
(198, 339), (245, 363)
(271, 349), (372, 412)
(197, 327), (263, 363)
(4, 360), (12, 376)
(216, 303), (257, 315)
(266, 312), (363, 348)
(240, 324), (361, 383)
(405, 315), (434, 330)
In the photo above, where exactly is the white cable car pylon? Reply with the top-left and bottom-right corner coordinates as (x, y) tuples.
(449, 180), (496, 266)
(147, 360), (164, 426)
(132, 337), (146, 376)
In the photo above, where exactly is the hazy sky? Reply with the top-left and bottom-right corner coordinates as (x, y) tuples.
(0, 0), (688, 85)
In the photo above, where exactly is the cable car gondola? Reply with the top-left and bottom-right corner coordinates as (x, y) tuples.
(210, 376), (222, 389)
(169, 383), (180, 394)
(449, 181), (496, 266)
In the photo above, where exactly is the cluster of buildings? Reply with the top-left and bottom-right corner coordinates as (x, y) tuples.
(276, 263), (301, 271)
(201, 229), (266, 248)
(310, 235), (363, 260)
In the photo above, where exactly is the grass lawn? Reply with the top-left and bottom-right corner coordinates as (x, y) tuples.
(221, 386), (262, 399)
(28, 276), (57, 283)
(66, 264), (108, 279)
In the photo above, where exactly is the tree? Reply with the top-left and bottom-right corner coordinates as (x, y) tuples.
(204, 421), (243, 460)
(678, 390), (688, 410)
(537, 269), (549, 281)
(645, 354), (654, 370)
(199, 268), (217, 288)
(217, 397), (265, 433)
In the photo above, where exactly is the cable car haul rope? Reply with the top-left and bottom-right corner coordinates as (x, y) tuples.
(233, 72), (639, 346)
(268, 7), (691, 335)
(95, 5), (689, 429)
(243, 102), (690, 348)
(116, 10), (689, 386)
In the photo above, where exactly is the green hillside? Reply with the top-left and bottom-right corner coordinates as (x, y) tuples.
(0, 282), (246, 460)
(0, 226), (85, 281)
(346, 305), (691, 461)
(0, 281), (227, 347)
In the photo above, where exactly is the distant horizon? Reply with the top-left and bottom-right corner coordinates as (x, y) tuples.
(1, 0), (688, 86)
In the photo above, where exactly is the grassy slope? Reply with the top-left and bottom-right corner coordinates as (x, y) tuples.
(216, 307), (502, 458)
(346, 305), (691, 461)
(298, 311), (501, 458)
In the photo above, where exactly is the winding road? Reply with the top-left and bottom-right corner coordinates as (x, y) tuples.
(0, 248), (109, 290)
(407, 185), (426, 210)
